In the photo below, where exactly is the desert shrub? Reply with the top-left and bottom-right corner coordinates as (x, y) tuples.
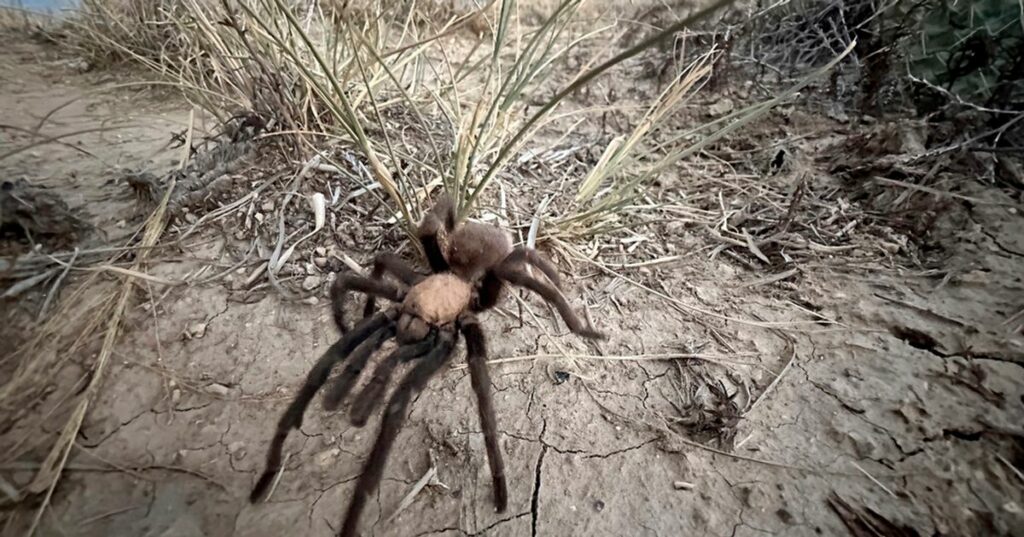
(908, 0), (1024, 113)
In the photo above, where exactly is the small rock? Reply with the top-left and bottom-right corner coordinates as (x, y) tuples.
(593, 500), (605, 512)
(665, 220), (688, 235)
(673, 481), (695, 490)
(305, 262), (317, 275)
(313, 257), (329, 269)
(303, 296), (320, 306)
(228, 441), (246, 460)
(826, 107), (850, 123)
(844, 431), (881, 459)
(261, 200), (275, 212)
(314, 246), (326, 256)
(302, 275), (323, 291)
(184, 213), (198, 224)
(316, 448), (341, 466)
(171, 388), (182, 404)
(69, 58), (91, 72)
(707, 98), (735, 116)
(959, 269), (991, 285)
(183, 322), (208, 340)
(205, 383), (230, 397)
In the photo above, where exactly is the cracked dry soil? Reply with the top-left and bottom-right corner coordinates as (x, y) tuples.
(2, 34), (1024, 537)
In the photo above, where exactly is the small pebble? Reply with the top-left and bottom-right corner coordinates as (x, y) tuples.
(184, 322), (208, 340)
(316, 448), (341, 466)
(302, 275), (323, 291)
(228, 441), (246, 459)
(707, 98), (734, 116)
(205, 383), (230, 397)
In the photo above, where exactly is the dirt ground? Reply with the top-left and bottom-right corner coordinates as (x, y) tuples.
(2, 29), (1023, 537)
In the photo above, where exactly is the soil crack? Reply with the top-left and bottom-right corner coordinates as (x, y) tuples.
(530, 421), (548, 537)
(582, 438), (657, 459)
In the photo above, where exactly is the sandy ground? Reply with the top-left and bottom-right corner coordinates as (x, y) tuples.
(2, 32), (1023, 537)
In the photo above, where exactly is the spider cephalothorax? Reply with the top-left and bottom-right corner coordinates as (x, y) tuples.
(250, 196), (602, 537)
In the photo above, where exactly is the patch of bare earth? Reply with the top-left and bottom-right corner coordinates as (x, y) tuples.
(2, 35), (1022, 537)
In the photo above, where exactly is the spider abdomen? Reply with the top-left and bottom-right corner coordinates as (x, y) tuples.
(402, 273), (472, 325)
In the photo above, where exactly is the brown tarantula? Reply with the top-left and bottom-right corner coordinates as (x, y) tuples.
(250, 196), (602, 536)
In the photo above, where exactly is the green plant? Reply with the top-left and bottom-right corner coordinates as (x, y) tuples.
(909, 0), (1024, 108)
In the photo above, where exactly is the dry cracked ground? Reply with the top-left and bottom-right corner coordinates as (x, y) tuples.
(2, 32), (1023, 537)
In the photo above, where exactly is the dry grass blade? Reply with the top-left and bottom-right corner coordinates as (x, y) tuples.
(551, 39), (857, 244)
(385, 463), (438, 524)
(548, 50), (716, 241)
(23, 178), (176, 536)
(459, 0), (739, 220)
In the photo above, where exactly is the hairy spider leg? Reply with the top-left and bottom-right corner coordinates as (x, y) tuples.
(419, 233), (450, 274)
(331, 273), (404, 333)
(321, 325), (396, 411)
(362, 253), (427, 320)
(504, 246), (563, 289)
(417, 193), (456, 273)
(250, 312), (393, 502)
(460, 314), (508, 512)
(493, 260), (604, 339)
(338, 334), (457, 537)
(349, 333), (439, 426)
(468, 249), (563, 313)
(427, 192), (456, 230)
(472, 271), (505, 312)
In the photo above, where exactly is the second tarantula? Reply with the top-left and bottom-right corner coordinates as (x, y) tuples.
(250, 196), (602, 536)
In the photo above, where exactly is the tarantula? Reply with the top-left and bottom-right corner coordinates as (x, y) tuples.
(392, 194), (602, 340)
(250, 196), (602, 537)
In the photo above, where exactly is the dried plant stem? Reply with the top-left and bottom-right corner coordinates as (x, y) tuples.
(23, 178), (175, 537)
(462, 0), (739, 219)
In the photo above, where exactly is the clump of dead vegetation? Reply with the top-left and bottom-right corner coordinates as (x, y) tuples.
(603, 0), (1024, 275)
